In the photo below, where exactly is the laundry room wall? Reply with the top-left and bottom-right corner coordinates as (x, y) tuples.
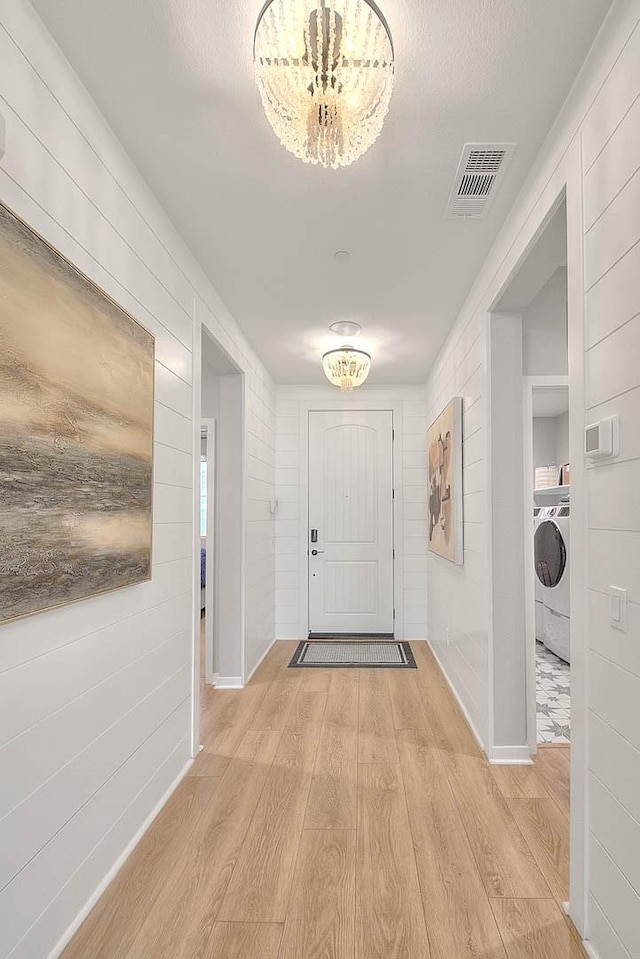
(533, 413), (570, 470)
(274, 384), (428, 642)
(0, 2), (275, 956)
(425, 1), (640, 952)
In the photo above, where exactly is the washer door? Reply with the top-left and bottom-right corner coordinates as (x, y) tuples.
(534, 520), (567, 587)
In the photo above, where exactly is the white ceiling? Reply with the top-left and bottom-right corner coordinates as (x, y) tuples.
(32, 0), (612, 385)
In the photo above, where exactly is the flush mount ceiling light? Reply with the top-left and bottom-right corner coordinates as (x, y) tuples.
(322, 347), (371, 390)
(254, 0), (394, 169)
(329, 320), (361, 336)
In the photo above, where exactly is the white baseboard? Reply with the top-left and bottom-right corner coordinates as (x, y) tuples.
(245, 637), (277, 684)
(582, 942), (601, 959)
(48, 756), (193, 959)
(488, 744), (533, 765)
(427, 640), (485, 752)
(215, 675), (244, 689)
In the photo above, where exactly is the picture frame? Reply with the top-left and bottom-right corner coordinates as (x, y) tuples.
(0, 200), (155, 624)
(427, 396), (464, 565)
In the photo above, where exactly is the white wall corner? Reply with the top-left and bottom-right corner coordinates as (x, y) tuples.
(581, 942), (602, 959)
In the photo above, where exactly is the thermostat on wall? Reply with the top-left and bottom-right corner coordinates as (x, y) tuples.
(585, 415), (618, 460)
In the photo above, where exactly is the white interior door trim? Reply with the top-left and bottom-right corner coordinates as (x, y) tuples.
(201, 418), (217, 686)
(297, 399), (404, 641)
(522, 374), (569, 756)
(483, 141), (586, 932)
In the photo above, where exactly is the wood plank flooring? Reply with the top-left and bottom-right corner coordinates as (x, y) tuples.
(63, 641), (580, 959)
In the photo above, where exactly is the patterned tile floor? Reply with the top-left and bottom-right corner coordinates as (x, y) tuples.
(536, 641), (571, 744)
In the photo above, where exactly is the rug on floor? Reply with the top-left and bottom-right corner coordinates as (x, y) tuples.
(289, 640), (417, 669)
(536, 640), (571, 744)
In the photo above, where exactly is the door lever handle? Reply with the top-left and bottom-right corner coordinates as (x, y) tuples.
(310, 549), (324, 556)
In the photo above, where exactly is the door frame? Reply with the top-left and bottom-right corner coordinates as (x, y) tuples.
(200, 418), (217, 686)
(485, 141), (586, 929)
(522, 374), (569, 755)
(296, 399), (404, 640)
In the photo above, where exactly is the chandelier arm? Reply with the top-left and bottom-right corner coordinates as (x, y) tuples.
(253, 0), (394, 60)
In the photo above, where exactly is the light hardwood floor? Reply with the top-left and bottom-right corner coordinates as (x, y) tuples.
(62, 640), (579, 959)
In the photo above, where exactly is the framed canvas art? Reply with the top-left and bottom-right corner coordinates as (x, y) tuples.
(427, 396), (463, 564)
(0, 202), (154, 624)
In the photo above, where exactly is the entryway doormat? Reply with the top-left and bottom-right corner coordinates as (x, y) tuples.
(289, 640), (417, 669)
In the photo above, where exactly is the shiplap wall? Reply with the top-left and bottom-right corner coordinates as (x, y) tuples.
(0, 3), (274, 957)
(582, 18), (640, 956)
(425, 313), (488, 746)
(425, 2), (640, 954)
(275, 385), (428, 641)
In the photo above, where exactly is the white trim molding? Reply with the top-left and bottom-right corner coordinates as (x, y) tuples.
(215, 676), (244, 689)
(488, 745), (533, 765)
(46, 757), (193, 959)
(245, 637), (278, 684)
(428, 639), (485, 753)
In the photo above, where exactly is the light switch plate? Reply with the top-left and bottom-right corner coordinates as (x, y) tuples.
(610, 586), (628, 633)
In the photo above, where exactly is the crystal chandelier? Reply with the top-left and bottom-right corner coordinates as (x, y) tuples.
(254, 0), (394, 169)
(322, 348), (371, 390)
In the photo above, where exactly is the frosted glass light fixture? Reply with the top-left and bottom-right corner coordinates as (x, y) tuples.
(254, 0), (394, 169)
(322, 347), (371, 390)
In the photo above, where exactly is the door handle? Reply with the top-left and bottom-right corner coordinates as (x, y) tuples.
(310, 549), (324, 556)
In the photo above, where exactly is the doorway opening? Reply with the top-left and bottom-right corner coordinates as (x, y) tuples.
(307, 409), (395, 638)
(199, 329), (244, 691)
(491, 194), (573, 896)
(529, 382), (570, 746)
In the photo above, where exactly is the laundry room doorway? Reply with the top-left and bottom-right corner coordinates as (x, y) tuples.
(525, 379), (571, 749)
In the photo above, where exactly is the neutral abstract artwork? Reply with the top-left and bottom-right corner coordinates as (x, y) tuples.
(427, 396), (463, 564)
(0, 202), (154, 624)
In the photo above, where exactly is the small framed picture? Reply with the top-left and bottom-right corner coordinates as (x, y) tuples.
(427, 397), (464, 565)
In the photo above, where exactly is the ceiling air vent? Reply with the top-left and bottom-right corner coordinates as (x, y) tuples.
(446, 143), (516, 219)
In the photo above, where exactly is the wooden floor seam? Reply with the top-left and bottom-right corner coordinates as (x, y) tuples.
(62, 639), (578, 959)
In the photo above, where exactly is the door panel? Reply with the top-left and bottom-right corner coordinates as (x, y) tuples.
(308, 410), (394, 634)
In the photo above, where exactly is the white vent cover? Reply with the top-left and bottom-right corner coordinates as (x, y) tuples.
(446, 143), (516, 219)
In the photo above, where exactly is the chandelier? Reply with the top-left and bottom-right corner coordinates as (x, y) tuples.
(254, 0), (394, 169)
(322, 348), (371, 390)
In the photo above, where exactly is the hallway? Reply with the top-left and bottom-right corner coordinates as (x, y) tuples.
(62, 642), (576, 959)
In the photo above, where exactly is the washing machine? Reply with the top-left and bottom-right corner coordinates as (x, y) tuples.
(534, 502), (570, 662)
(533, 506), (545, 641)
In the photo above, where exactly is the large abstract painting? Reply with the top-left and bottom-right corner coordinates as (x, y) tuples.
(427, 396), (463, 564)
(0, 202), (154, 624)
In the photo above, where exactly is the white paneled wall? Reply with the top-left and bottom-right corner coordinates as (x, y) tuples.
(274, 385), (428, 640)
(425, 313), (488, 747)
(424, 3), (640, 954)
(0, 3), (274, 957)
(582, 19), (640, 956)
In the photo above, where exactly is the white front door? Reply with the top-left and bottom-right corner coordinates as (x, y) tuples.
(308, 410), (394, 634)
